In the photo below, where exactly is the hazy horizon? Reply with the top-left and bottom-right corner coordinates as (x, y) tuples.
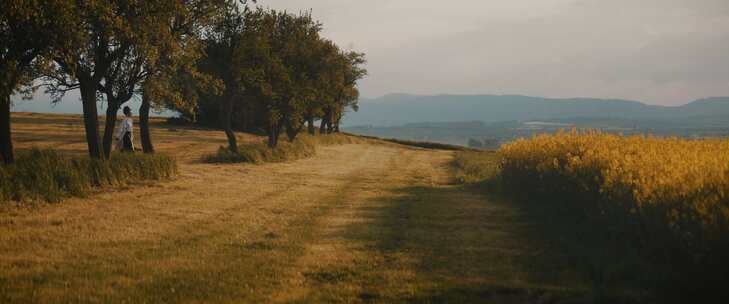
(12, 90), (727, 116)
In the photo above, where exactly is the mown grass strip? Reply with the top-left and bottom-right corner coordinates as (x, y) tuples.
(0, 149), (177, 204)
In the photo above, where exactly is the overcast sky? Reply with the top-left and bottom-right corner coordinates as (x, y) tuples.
(12, 0), (729, 113)
(255, 0), (729, 106)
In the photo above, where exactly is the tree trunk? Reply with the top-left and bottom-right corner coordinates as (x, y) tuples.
(286, 119), (303, 141)
(102, 100), (120, 159)
(325, 109), (335, 134)
(79, 83), (102, 159)
(333, 112), (341, 133)
(326, 115), (333, 134)
(139, 94), (154, 154)
(274, 123), (281, 146)
(319, 117), (327, 134)
(267, 133), (276, 148)
(320, 109), (330, 134)
(286, 128), (297, 142)
(0, 94), (13, 164)
(267, 121), (280, 148)
(221, 95), (237, 153)
(307, 116), (315, 135)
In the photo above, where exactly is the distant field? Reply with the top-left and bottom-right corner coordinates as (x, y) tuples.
(345, 118), (729, 150)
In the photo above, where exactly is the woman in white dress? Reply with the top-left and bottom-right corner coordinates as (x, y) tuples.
(115, 106), (135, 152)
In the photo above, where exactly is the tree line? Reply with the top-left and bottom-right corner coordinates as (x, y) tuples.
(0, 0), (366, 164)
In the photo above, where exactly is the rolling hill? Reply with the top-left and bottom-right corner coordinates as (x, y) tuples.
(344, 94), (729, 127)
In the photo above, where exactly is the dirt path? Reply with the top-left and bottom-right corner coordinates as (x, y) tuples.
(1, 142), (585, 303)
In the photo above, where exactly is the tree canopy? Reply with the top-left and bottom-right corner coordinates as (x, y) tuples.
(182, 8), (367, 147)
(1, 0), (73, 163)
(1, 1), (366, 161)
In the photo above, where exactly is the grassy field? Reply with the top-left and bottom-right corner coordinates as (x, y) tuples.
(0, 113), (678, 303)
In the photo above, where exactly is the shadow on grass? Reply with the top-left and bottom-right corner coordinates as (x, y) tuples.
(339, 183), (650, 304)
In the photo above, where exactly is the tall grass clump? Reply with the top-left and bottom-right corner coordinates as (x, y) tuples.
(452, 151), (501, 187)
(0, 149), (177, 204)
(206, 133), (359, 164)
(498, 130), (729, 299)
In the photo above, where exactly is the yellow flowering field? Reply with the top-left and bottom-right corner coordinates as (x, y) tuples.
(499, 130), (729, 258)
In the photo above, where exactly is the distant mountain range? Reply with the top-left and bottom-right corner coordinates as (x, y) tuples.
(343, 94), (729, 127)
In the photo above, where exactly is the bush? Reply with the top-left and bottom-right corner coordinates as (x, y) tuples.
(0, 149), (177, 204)
(452, 151), (501, 186)
(206, 133), (359, 164)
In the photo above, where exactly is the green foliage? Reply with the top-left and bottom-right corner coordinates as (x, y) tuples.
(0, 0), (68, 95)
(175, 8), (367, 143)
(0, 149), (177, 204)
(1, 0), (75, 163)
(142, 0), (229, 110)
(206, 134), (358, 164)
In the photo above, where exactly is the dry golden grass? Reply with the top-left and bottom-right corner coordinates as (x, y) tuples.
(1, 113), (599, 303)
(11, 112), (265, 163)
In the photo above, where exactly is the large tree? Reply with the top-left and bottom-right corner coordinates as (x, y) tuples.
(99, 44), (146, 158)
(164, 6), (366, 145)
(45, 0), (236, 159)
(138, 0), (229, 154)
(44, 1), (140, 159)
(319, 50), (367, 134)
(141, 50), (221, 154)
(280, 11), (325, 141)
(330, 50), (367, 132)
(195, 1), (258, 153)
(233, 8), (288, 147)
(0, 0), (69, 164)
(304, 39), (338, 135)
(98, 0), (230, 158)
(235, 9), (324, 147)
